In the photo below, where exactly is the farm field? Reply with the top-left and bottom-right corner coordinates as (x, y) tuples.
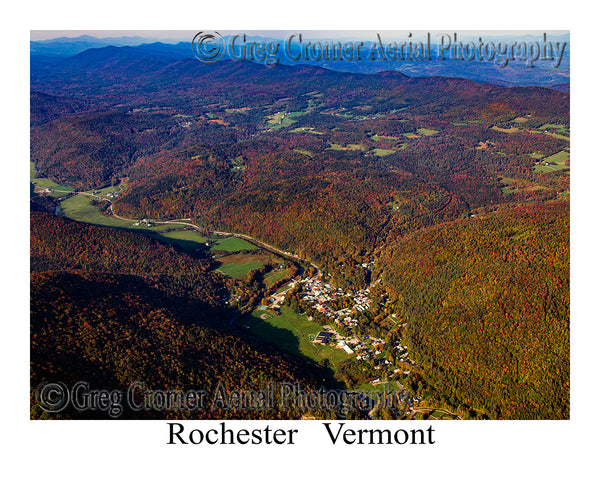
(534, 150), (570, 173)
(30, 161), (74, 197)
(290, 127), (324, 134)
(372, 148), (396, 157)
(150, 229), (208, 251)
(353, 380), (403, 393)
(210, 236), (258, 252)
(215, 252), (274, 278)
(263, 268), (290, 287)
(327, 142), (367, 151)
(217, 260), (264, 278)
(59, 194), (171, 232)
(266, 111), (303, 130)
(492, 126), (520, 134)
(417, 128), (438, 136)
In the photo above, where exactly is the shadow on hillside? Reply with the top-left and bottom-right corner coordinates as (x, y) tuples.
(240, 312), (344, 389)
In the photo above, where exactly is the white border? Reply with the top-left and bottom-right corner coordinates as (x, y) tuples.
(5, 0), (597, 478)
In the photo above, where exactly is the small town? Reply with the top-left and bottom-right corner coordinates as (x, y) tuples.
(261, 274), (417, 381)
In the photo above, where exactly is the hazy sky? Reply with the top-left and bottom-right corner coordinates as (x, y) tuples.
(30, 30), (569, 42)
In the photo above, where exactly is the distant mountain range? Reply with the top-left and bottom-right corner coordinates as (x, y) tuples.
(31, 33), (569, 89)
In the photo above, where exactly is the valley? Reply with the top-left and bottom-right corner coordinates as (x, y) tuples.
(30, 40), (570, 420)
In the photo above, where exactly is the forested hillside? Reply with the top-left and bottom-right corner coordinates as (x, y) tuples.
(30, 213), (330, 419)
(375, 202), (569, 419)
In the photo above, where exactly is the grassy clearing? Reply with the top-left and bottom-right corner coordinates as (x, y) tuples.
(275, 282), (294, 294)
(371, 134), (399, 142)
(267, 111), (303, 130)
(327, 143), (366, 151)
(534, 150), (570, 173)
(492, 126), (520, 134)
(500, 177), (518, 195)
(534, 164), (570, 173)
(217, 260), (264, 278)
(215, 252), (273, 278)
(245, 305), (351, 367)
(151, 229), (208, 251)
(263, 268), (289, 287)
(59, 194), (172, 232)
(92, 185), (121, 196)
(353, 381), (403, 393)
(545, 132), (570, 141)
(372, 148), (396, 157)
(417, 128), (438, 136)
(290, 127), (324, 134)
(267, 111), (286, 125)
(30, 161), (74, 197)
(60, 195), (125, 227)
(540, 123), (569, 135)
(210, 236), (258, 252)
(59, 195), (135, 229)
(544, 150), (570, 165)
(293, 149), (314, 158)
(539, 125), (570, 141)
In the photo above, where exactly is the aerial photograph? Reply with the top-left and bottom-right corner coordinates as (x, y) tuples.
(30, 30), (570, 420)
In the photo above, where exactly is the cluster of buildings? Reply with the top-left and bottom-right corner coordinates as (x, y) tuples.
(298, 277), (372, 323)
(133, 218), (153, 227)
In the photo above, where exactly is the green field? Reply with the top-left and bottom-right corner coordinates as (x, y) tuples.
(59, 194), (171, 232)
(534, 150), (570, 173)
(327, 143), (366, 151)
(60, 195), (129, 228)
(535, 163), (570, 174)
(92, 185), (122, 196)
(353, 381), (403, 393)
(371, 134), (399, 142)
(492, 126), (520, 134)
(267, 111), (303, 130)
(540, 123), (569, 136)
(293, 148), (315, 158)
(275, 281), (294, 294)
(372, 148), (396, 157)
(151, 229), (208, 251)
(290, 127), (324, 134)
(30, 161), (74, 197)
(210, 236), (258, 252)
(217, 260), (264, 278)
(544, 150), (570, 165)
(499, 177), (517, 195)
(417, 128), (438, 136)
(544, 132), (570, 141)
(245, 306), (351, 367)
(263, 268), (290, 287)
